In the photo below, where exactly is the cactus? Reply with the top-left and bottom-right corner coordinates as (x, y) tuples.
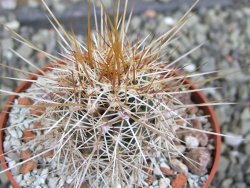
(0, 0), (221, 187)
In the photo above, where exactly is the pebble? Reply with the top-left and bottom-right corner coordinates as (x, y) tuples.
(7, 159), (15, 168)
(40, 168), (49, 179)
(36, 176), (46, 185)
(81, 182), (91, 188)
(23, 173), (31, 181)
(32, 169), (38, 175)
(3, 140), (11, 152)
(34, 144), (43, 152)
(20, 160), (38, 174)
(170, 159), (188, 175)
(160, 167), (175, 176)
(235, 182), (247, 188)
(144, 9), (157, 18)
(16, 44), (33, 59)
(22, 120), (31, 129)
(66, 176), (74, 184)
(8, 128), (22, 139)
(163, 17), (175, 25)
(159, 178), (170, 188)
(215, 108), (228, 125)
(18, 97), (33, 106)
(187, 173), (208, 188)
(178, 130), (208, 147)
(20, 180), (27, 187)
(244, 144), (250, 155)
(1, 0), (17, 10)
(184, 136), (199, 148)
(196, 33), (207, 44)
(5, 20), (20, 30)
(7, 152), (19, 161)
(171, 173), (187, 188)
(246, 174), (250, 184)
(153, 165), (162, 177)
(48, 176), (58, 188)
(159, 162), (170, 169)
(241, 119), (250, 133)
(145, 175), (155, 184)
(20, 149), (32, 159)
(30, 104), (46, 116)
(130, 16), (142, 30)
(52, 3), (66, 13)
(32, 121), (43, 129)
(42, 149), (54, 157)
(11, 137), (21, 147)
(225, 133), (243, 147)
(185, 148), (211, 176)
(200, 57), (216, 73)
(186, 106), (199, 115)
(14, 174), (22, 184)
(192, 119), (202, 129)
(1, 38), (14, 51)
(27, 0), (40, 8)
(22, 128), (36, 141)
(175, 144), (186, 153)
(241, 107), (249, 120)
(152, 180), (158, 186)
(217, 155), (230, 173)
(238, 85), (248, 100)
(183, 63), (196, 72)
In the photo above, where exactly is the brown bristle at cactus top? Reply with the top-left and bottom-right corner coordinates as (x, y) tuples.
(0, 0), (225, 187)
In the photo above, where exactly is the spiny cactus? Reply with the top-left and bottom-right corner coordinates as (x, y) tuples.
(1, 0), (221, 187)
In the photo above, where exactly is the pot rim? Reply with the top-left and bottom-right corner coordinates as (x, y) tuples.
(0, 64), (221, 188)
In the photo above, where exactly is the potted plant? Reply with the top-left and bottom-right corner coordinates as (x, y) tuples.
(0, 0), (221, 187)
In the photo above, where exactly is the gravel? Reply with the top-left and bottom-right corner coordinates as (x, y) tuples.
(0, 0), (250, 188)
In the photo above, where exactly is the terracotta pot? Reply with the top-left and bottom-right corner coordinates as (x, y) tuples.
(0, 65), (221, 188)
(183, 75), (221, 188)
